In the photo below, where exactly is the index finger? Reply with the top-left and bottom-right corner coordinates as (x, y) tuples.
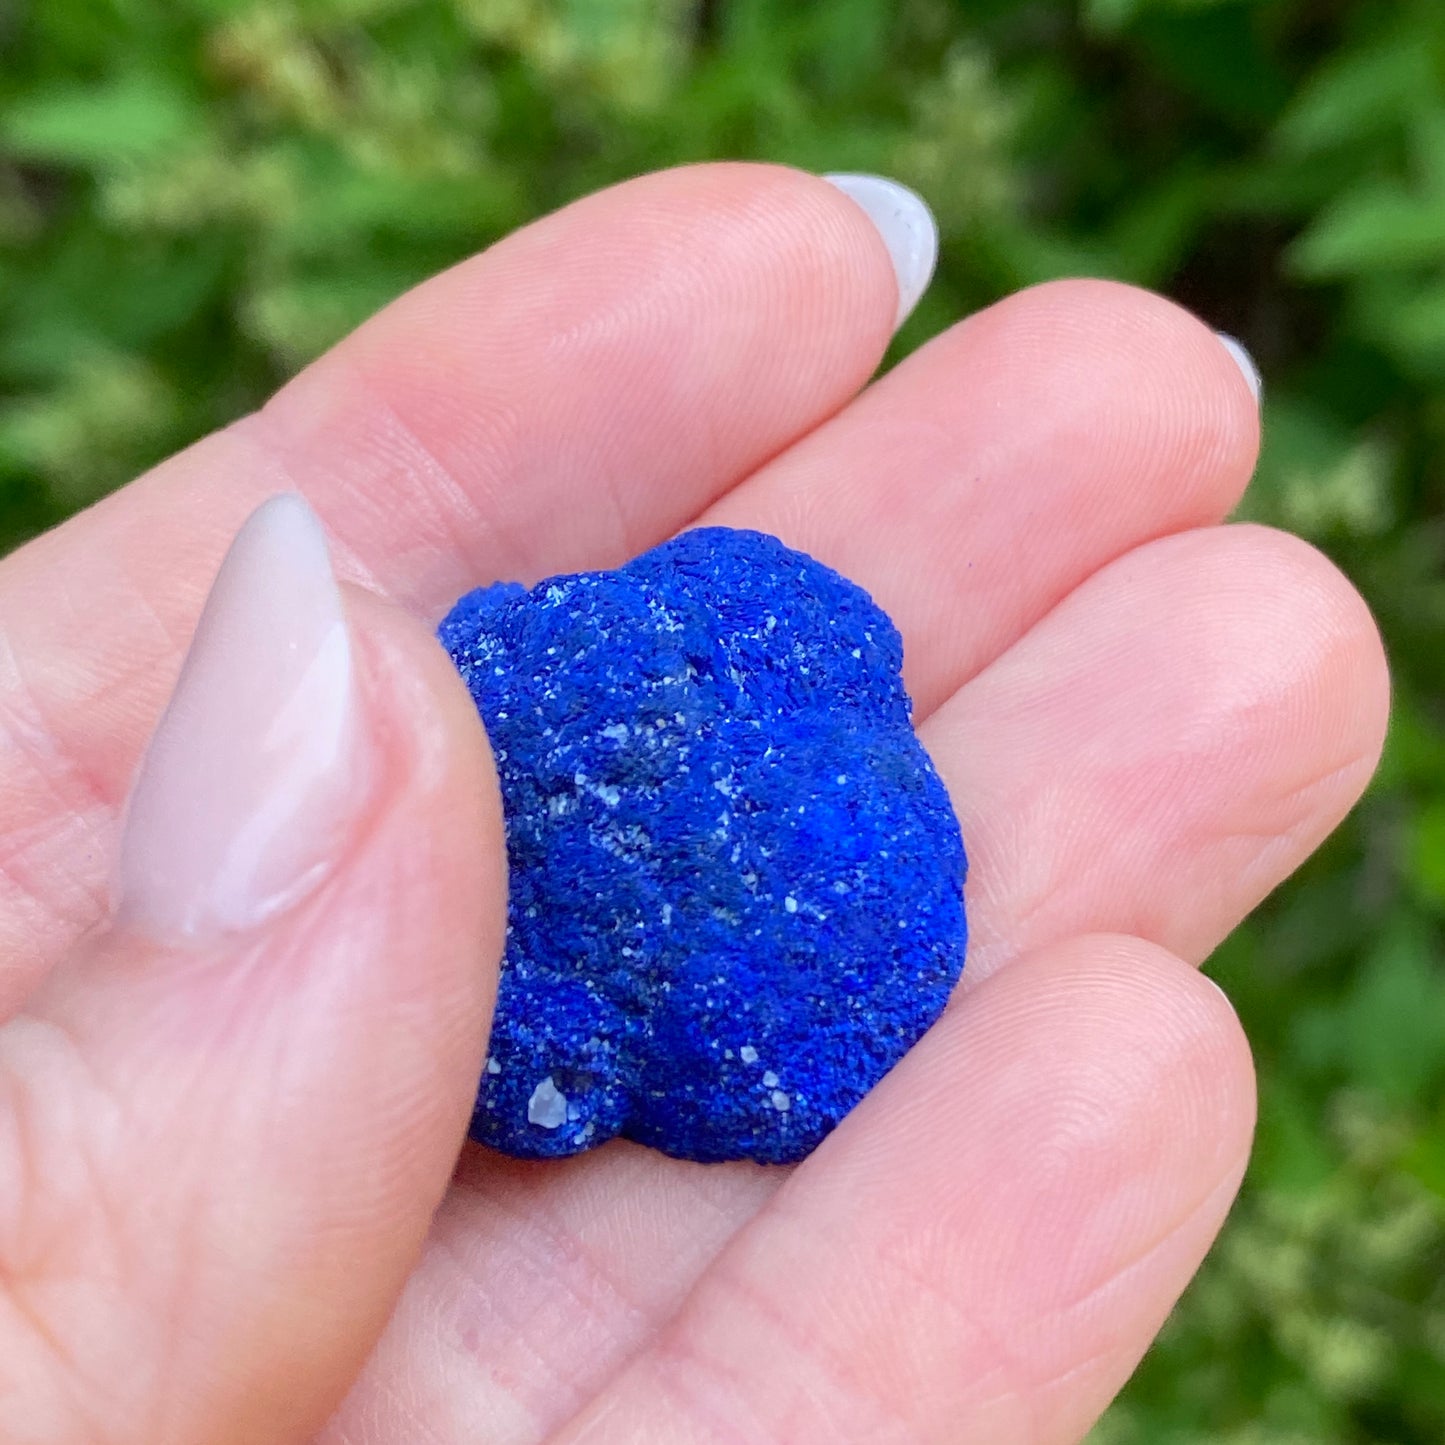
(0, 163), (901, 988)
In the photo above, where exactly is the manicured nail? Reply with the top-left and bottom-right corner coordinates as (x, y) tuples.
(116, 494), (367, 942)
(1216, 332), (1262, 402)
(823, 173), (938, 329)
(1200, 972), (1235, 1008)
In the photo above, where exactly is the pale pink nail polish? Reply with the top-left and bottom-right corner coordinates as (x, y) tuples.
(116, 494), (368, 942)
(822, 173), (939, 329)
(1216, 332), (1262, 402)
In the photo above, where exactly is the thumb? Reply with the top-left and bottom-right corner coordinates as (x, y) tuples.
(0, 495), (505, 1445)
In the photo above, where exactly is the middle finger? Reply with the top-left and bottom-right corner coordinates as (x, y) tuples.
(705, 276), (1260, 714)
(0, 164), (900, 983)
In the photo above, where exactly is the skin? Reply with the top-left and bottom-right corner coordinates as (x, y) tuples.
(0, 165), (1389, 1444)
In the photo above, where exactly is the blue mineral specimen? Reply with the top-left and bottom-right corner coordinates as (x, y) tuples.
(438, 527), (967, 1165)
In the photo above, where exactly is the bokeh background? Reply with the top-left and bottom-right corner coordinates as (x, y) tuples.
(3, 1), (1444, 1439)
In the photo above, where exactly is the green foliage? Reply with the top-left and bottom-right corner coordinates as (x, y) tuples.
(3, 0), (1445, 1437)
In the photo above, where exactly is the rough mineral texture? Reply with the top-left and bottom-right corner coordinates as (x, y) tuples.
(438, 527), (967, 1165)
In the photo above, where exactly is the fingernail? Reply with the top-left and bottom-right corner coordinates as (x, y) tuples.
(117, 494), (368, 942)
(822, 173), (938, 329)
(1200, 972), (1234, 1007)
(1216, 332), (1262, 402)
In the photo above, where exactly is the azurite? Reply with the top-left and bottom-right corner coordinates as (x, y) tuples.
(438, 527), (967, 1165)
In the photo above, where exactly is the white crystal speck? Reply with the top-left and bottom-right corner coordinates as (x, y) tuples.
(527, 1076), (569, 1129)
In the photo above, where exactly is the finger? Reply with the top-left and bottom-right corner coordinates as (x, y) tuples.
(0, 164), (903, 984)
(921, 522), (1391, 982)
(0, 499), (505, 1445)
(547, 934), (1255, 1445)
(319, 1145), (783, 1445)
(703, 279), (1261, 714)
(315, 522), (1385, 1444)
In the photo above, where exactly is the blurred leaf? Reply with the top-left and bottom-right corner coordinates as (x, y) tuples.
(1352, 273), (1445, 380)
(1275, 26), (1430, 157)
(0, 349), (181, 504)
(1410, 801), (1445, 911)
(1134, 7), (1292, 124)
(2, 72), (206, 168)
(1376, 692), (1445, 793)
(1340, 922), (1445, 1103)
(1291, 183), (1445, 277)
(1244, 395), (1394, 540)
(1081, 0), (1141, 38)
(1104, 166), (1210, 283)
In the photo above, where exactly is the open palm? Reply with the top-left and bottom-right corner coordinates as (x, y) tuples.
(0, 166), (1388, 1445)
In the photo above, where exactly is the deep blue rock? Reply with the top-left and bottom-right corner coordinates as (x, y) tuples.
(438, 528), (967, 1165)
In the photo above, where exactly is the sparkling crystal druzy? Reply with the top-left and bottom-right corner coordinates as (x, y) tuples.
(438, 527), (967, 1165)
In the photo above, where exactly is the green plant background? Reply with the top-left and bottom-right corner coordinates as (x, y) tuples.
(3, 1), (1443, 1439)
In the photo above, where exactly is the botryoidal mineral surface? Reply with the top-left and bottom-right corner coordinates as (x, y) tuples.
(439, 527), (967, 1164)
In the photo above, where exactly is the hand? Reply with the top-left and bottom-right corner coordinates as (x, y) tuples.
(0, 166), (1388, 1444)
